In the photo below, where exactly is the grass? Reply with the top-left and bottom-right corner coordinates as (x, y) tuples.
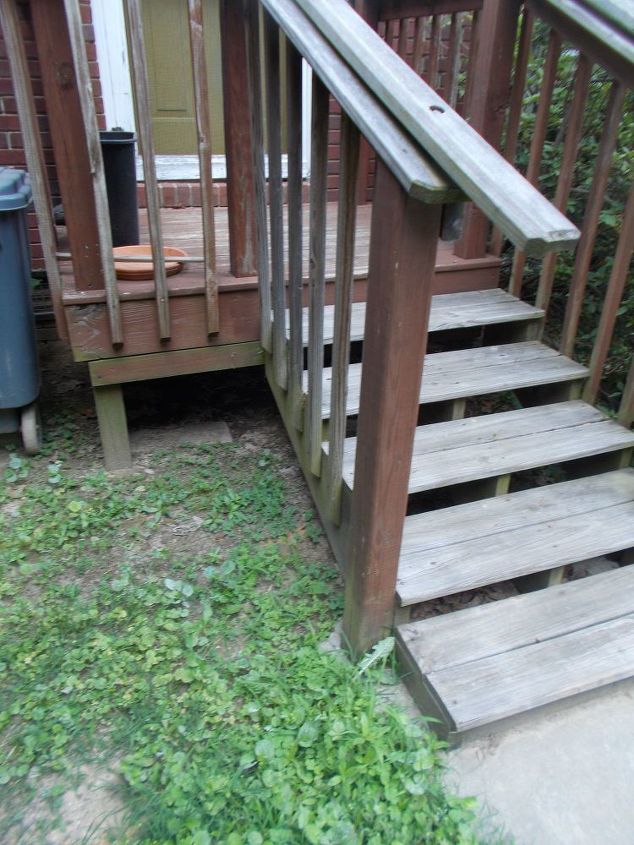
(0, 437), (482, 844)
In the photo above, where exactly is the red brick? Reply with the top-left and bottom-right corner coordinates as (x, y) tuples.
(190, 183), (201, 206)
(0, 149), (27, 165)
(84, 41), (97, 62)
(176, 183), (191, 206)
(2, 96), (18, 114)
(0, 115), (20, 131)
(83, 24), (96, 44)
(136, 183), (147, 208)
(160, 184), (178, 207)
(29, 243), (44, 261)
(213, 183), (227, 206)
(80, 3), (93, 25)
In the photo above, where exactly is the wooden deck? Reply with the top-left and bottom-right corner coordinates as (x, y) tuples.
(60, 204), (501, 303)
(58, 203), (501, 363)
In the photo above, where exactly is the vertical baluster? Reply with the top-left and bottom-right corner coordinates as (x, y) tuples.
(584, 182), (634, 405)
(509, 29), (562, 297)
(459, 8), (480, 117)
(412, 16), (425, 76)
(188, 0), (219, 335)
(263, 11), (288, 388)
(63, 0), (122, 345)
(245, 0), (272, 352)
(618, 357), (634, 430)
(343, 165), (443, 656)
(124, 0), (170, 340)
(1, 0), (67, 341)
(560, 81), (625, 357)
(425, 16), (440, 89)
(326, 114), (360, 524)
(455, 1), (520, 259)
(536, 55), (592, 312)
(307, 76), (329, 476)
(445, 13), (462, 108)
(286, 42), (304, 426)
(490, 8), (534, 256)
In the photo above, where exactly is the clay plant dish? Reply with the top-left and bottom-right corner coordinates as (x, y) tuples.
(113, 245), (187, 281)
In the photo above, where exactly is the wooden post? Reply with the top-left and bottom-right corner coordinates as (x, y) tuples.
(453, 0), (522, 259)
(92, 383), (132, 470)
(30, 0), (106, 292)
(220, 0), (257, 277)
(343, 163), (443, 656)
(1, 0), (68, 341)
(124, 0), (171, 340)
(187, 0), (220, 334)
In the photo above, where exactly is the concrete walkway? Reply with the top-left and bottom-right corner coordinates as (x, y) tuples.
(446, 679), (634, 844)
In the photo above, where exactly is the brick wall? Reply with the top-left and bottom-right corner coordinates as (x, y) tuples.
(0, 0), (104, 269)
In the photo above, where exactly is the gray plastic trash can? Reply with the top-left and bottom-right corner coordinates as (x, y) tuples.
(0, 167), (42, 454)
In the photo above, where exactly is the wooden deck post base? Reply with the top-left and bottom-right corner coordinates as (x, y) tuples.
(93, 384), (132, 470)
(342, 165), (443, 657)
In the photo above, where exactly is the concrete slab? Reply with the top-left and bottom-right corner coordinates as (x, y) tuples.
(447, 679), (634, 844)
(129, 420), (232, 453)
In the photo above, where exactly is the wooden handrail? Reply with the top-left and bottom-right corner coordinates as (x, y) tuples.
(292, 0), (580, 256)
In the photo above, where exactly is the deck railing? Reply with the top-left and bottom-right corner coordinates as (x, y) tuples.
(488, 0), (633, 417)
(1, 0), (258, 348)
(251, 0), (579, 653)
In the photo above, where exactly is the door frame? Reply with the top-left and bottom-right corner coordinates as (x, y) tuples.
(92, 0), (312, 181)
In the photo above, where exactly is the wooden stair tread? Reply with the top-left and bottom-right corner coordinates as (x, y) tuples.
(335, 400), (634, 492)
(289, 288), (543, 344)
(309, 342), (588, 418)
(397, 469), (634, 605)
(396, 566), (634, 733)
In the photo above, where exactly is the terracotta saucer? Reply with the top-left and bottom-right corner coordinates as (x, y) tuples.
(113, 245), (187, 281)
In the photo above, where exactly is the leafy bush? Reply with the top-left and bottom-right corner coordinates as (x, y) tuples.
(506, 22), (633, 409)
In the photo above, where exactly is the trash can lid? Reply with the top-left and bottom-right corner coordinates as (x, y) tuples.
(0, 167), (32, 211)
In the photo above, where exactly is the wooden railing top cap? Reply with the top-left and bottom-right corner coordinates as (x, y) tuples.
(261, 0), (464, 204)
(293, 0), (581, 256)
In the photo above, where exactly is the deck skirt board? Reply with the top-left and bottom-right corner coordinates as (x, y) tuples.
(288, 288), (543, 344)
(310, 341), (588, 419)
(336, 401), (634, 491)
(396, 469), (634, 605)
(425, 612), (634, 732)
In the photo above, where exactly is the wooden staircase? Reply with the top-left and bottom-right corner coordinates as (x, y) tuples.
(249, 0), (634, 744)
(308, 288), (634, 739)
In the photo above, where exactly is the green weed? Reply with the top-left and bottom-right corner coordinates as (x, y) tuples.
(0, 444), (480, 843)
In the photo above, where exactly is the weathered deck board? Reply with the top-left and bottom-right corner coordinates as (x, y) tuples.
(398, 565), (634, 676)
(288, 288), (543, 344)
(59, 204), (501, 299)
(337, 400), (634, 492)
(397, 468), (634, 605)
(313, 342), (588, 418)
(427, 612), (634, 732)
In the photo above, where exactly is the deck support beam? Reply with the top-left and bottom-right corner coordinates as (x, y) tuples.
(342, 164), (442, 657)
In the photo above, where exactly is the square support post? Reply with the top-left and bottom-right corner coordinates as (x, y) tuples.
(453, 0), (521, 259)
(342, 163), (443, 657)
(220, 0), (258, 277)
